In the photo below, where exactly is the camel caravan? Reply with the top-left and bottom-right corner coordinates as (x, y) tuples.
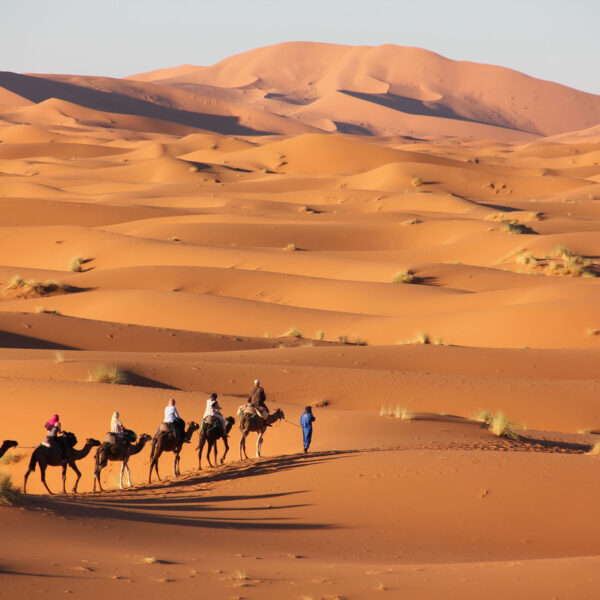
(6, 379), (294, 495)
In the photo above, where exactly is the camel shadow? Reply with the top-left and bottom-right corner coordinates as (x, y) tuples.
(31, 450), (358, 531)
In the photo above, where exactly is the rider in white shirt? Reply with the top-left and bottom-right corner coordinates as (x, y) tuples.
(203, 393), (227, 437)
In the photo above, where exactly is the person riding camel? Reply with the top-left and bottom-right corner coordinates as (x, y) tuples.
(42, 414), (64, 456)
(203, 393), (228, 437)
(109, 411), (127, 446)
(247, 379), (271, 425)
(162, 398), (187, 443)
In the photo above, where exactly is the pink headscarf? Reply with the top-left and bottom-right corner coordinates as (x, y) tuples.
(45, 414), (59, 430)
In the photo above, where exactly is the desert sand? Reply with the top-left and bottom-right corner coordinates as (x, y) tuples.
(1, 42), (600, 599)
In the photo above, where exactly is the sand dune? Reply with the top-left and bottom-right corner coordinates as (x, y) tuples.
(2, 44), (600, 599)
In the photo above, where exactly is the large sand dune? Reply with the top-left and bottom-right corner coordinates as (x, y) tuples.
(1, 43), (600, 599)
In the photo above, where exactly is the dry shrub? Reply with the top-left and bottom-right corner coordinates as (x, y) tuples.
(391, 270), (414, 284)
(485, 412), (519, 440)
(282, 327), (302, 338)
(88, 365), (128, 385)
(2, 277), (71, 300)
(0, 471), (21, 505)
(69, 256), (84, 272)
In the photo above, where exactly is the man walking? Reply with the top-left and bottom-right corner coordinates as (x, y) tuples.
(300, 406), (315, 453)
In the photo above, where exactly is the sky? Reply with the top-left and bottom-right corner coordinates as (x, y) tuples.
(2, 0), (599, 95)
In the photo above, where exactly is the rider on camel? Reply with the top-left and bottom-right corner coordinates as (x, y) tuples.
(203, 393), (228, 437)
(247, 379), (271, 425)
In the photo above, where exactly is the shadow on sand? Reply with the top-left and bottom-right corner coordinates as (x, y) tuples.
(29, 450), (358, 531)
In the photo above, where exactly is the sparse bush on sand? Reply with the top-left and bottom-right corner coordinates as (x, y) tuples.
(35, 306), (61, 315)
(282, 327), (302, 338)
(391, 270), (415, 284)
(0, 471), (21, 505)
(501, 222), (528, 235)
(0, 451), (23, 466)
(475, 411), (519, 440)
(285, 243), (298, 251)
(586, 329), (600, 336)
(69, 255), (84, 272)
(88, 365), (128, 385)
(380, 405), (414, 420)
(316, 330), (324, 341)
(412, 177), (423, 187)
(2, 277), (70, 299)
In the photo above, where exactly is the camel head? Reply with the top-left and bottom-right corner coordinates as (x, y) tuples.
(187, 421), (200, 433)
(275, 408), (285, 420)
(3, 440), (18, 450)
(86, 438), (101, 448)
(225, 416), (235, 433)
(139, 433), (152, 443)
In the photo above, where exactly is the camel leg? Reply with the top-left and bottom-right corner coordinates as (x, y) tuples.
(39, 463), (53, 495)
(93, 465), (105, 492)
(212, 440), (218, 466)
(62, 462), (68, 494)
(240, 431), (248, 460)
(149, 456), (161, 483)
(125, 459), (132, 487)
(173, 452), (179, 477)
(207, 441), (214, 468)
(119, 462), (125, 489)
(256, 431), (264, 458)
(220, 437), (229, 465)
(198, 435), (205, 470)
(69, 462), (81, 494)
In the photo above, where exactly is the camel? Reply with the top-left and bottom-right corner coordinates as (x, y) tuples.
(197, 416), (235, 469)
(148, 421), (199, 483)
(0, 440), (18, 460)
(93, 433), (152, 492)
(23, 433), (101, 495)
(239, 408), (285, 459)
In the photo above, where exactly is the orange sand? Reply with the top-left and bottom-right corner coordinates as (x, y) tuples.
(1, 42), (600, 599)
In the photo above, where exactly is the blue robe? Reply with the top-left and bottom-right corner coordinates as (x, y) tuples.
(300, 412), (315, 449)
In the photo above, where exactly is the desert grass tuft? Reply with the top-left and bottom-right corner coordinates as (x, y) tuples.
(88, 365), (128, 385)
(586, 329), (600, 336)
(282, 327), (302, 338)
(391, 270), (415, 284)
(285, 242), (298, 251)
(0, 452), (23, 466)
(394, 406), (414, 420)
(232, 569), (248, 580)
(69, 255), (84, 272)
(487, 412), (520, 440)
(501, 222), (527, 235)
(412, 176), (423, 187)
(54, 351), (65, 363)
(0, 471), (21, 505)
(316, 330), (324, 341)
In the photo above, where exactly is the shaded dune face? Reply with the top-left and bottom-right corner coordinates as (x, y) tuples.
(2, 42), (600, 599)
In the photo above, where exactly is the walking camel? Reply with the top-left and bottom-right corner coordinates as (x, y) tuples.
(0, 440), (18, 460)
(239, 408), (285, 460)
(148, 421), (199, 483)
(23, 433), (101, 494)
(197, 416), (235, 469)
(93, 433), (152, 492)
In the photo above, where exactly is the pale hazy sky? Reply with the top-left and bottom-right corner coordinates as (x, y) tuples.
(3, 0), (599, 94)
